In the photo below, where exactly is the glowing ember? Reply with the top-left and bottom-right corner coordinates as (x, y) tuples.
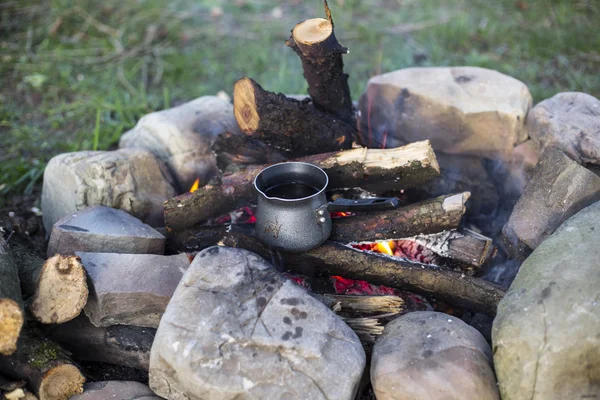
(189, 178), (200, 193)
(330, 211), (354, 218)
(375, 241), (394, 256)
(331, 276), (397, 295)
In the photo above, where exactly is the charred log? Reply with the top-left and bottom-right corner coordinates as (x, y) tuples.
(220, 228), (504, 316)
(286, 0), (355, 127)
(42, 315), (154, 372)
(331, 192), (470, 242)
(0, 237), (24, 356)
(233, 77), (354, 156)
(0, 328), (85, 400)
(211, 131), (287, 171)
(165, 141), (440, 231)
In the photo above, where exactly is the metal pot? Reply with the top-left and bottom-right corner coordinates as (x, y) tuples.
(254, 162), (399, 252)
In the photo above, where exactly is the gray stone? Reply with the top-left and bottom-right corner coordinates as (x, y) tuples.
(502, 147), (600, 259)
(359, 66), (532, 160)
(42, 149), (177, 231)
(527, 92), (600, 165)
(119, 96), (240, 192)
(70, 381), (162, 400)
(371, 311), (499, 400)
(149, 247), (365, 400)
(77, 252), (190, 328)
(47, 206), (165, 257)
(493, 200), (600, 400)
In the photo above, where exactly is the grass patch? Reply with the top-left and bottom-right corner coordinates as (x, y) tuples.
(0, 0), (598, 205)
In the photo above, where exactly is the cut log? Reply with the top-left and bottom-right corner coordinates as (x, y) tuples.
(0, 237), (24, 356)
(316, 294), (404, 315)
(0, 328), (85, 400)
(165, 141), (440, 231)
(331, 192), (470, 242)
(21, 254), (88, 325)
(212, 131), (288, 171)
(42, 315), (154, 371)
(286, 0), (355, 127)
(233, 77), (354, 156)
(220, 228), (505, 316)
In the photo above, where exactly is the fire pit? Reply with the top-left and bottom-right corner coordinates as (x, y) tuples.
(2, 1), (600, 400)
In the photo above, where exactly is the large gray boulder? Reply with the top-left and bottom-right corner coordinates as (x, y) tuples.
(42, 149), (177, 230)
(358, 66), (532, 160)
(493, 200), (600, 400)
(502, 147), (600, 259)
(371, 311), (499, 400)
(527, 92), (600, 165)
(119, 96), (240, 191)
(47, 206), (165, 257)
(149, 247), (365, 400)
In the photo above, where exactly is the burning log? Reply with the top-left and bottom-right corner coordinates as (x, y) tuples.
(331, 192), (470, 242)
(286, 0), (355, 127)
(220, 229), (504, 316)
(42, 315), (154, 371)
(165, 141), (440, 231)
(0, 237), (24, 356)
(11, 249), (88, 325)
(233, 77), (354, 156)
(211, 131), (287, 170)
(0, 328), (85, 400)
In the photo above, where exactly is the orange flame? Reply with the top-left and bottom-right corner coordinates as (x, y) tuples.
(189, 178), (200, 193)
(375, 241), (395, 256)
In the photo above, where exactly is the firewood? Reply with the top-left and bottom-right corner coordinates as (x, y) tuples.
(211, 131), (287, 171)
(220, 228), (505, 316)
(233, 77), (354, 156)
(0, 328), (85, 400)
(330, 192), (470, 242)
(42, 315), (154, 371)
(438, 229), (495, 269)
(317, 294), (404, 315)
(165, 141), (440, 231)
(10, 249), (88, 325)
(286, 0), (355, 127)
(0, 237), (24, 356)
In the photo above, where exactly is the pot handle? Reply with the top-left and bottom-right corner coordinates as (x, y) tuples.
(327, 197), (399, 212)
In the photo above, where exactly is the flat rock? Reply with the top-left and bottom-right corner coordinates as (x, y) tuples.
(77, 252), (190, 328)
(502, 147), (600, 259)
(359, 66), (532, 160)
(149, 246), (365, 400)
(70, 381), (162, 400)
(42, 149), (177, 231)
(47, 206), (165, 257)
(119, 96), (240, 192)
(371, 311), (499, 400)
(527, 92), (600, 165)
(493, 200), (600, 400)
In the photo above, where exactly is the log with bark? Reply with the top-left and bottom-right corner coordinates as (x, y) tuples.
(330, 192), (470, 242)
(211, 131), (287, 171)
(0, 237), (24, 356)
(42, 315), (154, 372)
(220, 228), (505, 316)
(165, 140), (440, 231)
(10, 248), (88, 325)
(0, 328), (85, 400)
(233, 77), (354, 156)
(286, 0), (355, 127)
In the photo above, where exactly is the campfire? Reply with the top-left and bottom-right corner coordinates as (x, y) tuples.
(0, 2), (512, 400)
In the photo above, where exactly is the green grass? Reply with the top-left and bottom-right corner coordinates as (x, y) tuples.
(1, 0), (599, 206)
